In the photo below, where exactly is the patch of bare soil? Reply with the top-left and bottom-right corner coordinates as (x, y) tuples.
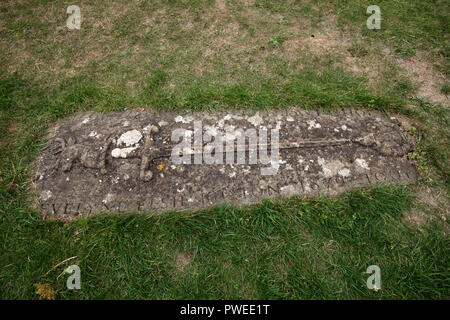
(404, 186), (449, 229)
(397, 51), (449, 105)
(282, 12), (449, 105)
(404, 208), (432, 227)
(175, 251), (193, 272)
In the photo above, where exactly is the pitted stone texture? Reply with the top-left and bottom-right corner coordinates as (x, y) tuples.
(33, 109), (418, 219)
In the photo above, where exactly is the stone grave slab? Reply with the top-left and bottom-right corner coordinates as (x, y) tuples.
(33, 109), (418, 218)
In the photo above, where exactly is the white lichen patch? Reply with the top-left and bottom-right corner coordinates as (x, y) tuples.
(247, 113), (263, 127)
(102, 193), (115, 204)
(275, 121), (282, 130)
(111, 146), (138, 158)
(204, 125), (219, 135)
(117, 129), (142, 147)
(338, 168), (351, 177)
(40, 190), (53, 201)
(174, 115), (192, 124)
(355, 158), (370, 170)
(280, 184), (296, 196)
(303, 182), (311, 192)
(307, 120), (321, 130)
(143, 124), (158, 132)
(183, 130), (193, 138)
(318, 157), (346, 178)
(322, 167), (332, 177)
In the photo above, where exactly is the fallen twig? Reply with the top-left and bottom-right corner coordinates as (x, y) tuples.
(43, 256), (78, 277)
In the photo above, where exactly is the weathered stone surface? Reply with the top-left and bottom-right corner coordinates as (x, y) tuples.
(33, 109), (418, 218)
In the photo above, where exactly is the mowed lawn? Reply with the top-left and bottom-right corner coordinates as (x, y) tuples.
(0, 0), (448, 299)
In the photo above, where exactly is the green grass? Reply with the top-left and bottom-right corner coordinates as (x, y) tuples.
(1, 186), (448, 299)
(0, 0), (449, 299)
(335, 0), (450, 61)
